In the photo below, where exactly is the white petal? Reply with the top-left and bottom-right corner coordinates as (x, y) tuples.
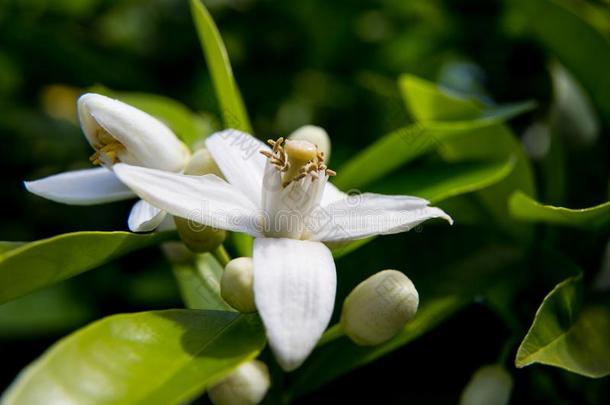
(205, 129), (268, 206)
(320, 182), (346, 206)
(24, 168), (134, 205)
(78, 93), (190, 172)
(113, 163), (263, 237)
(253, 238), (336, 371)
(127, 200), (167, 232)
(308, 193), (453, 242)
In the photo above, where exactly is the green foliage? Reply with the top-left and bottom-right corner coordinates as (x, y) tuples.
(1, 310), (265, 404)
(516, 275), (610, 378)
(0, 231), (175, 304)
(509, 191), (610, 230)
(507, 0), (610, 122)
(190, 0), (252, 133)
(171, 250), (233, 311)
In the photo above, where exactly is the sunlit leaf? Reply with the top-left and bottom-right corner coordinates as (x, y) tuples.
(0, 231), (176, 304)
(516, 274), (610, 378)
(509, 191), (610, 230)
(190, 0), (252, 133)
(371, 158), (516, 204)
(400, 75), (536, 239)
(1, 310), (266, 404)
(0, 242), (24, 255)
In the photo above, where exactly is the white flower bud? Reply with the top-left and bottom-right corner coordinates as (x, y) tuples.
(208, 360), (270, 405)
(340, 270), (418, 346)
(221, 257), (256, 313)
(288, 125), (331, 162)
(183, 148), (224, 177)
(78, 93), (190, 172)
(174, 149), (226, 252)
(459, 364), (513, 405)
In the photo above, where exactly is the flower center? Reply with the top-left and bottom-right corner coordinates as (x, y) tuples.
(89, 127), (125, 166)
(259, 137), (336, 239)
(260, 137), (335, 187)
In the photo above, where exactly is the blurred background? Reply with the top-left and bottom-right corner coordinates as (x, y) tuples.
(0, 0), (609, 403)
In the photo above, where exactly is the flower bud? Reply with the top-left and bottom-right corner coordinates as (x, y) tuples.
(288, 125), (331, 162)
(208, 360), (270, 405)
(78, 93), (190, 172)
(183, 148), (224, 177)
(174, 149), (226, 252)
(221, 257), (256, 313)
(340, 270), (418, 346)
(174, 217), (226, 253)
(459, 364), (513, 405)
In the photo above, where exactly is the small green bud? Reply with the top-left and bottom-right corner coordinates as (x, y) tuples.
(341, 270), (418, 345)
(288, 125), (331, 162)
(208, 360), (271, 405)
(221, 257), (256, 313)
(174, 149), (226, 253)
(459, 364), (513, 405)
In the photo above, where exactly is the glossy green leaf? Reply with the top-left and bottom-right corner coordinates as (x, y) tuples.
(190, 0), (252, 133)
(0, 242), (24, 255)
(507, 0), (610, 121)
(2, 310), (266, 404)
(509, 191), (610, 230)
(335, 119), (511, 191)
(290, 245), (523, 396)
(399, 74), (483, 121)
(371, 158), (516, 204)
(401, 75), (536, 240)
(0, 231), (175, 304)
(0, 283), (92, 338)
(172, 251), (232, 311)
(516, 274), (610, 378)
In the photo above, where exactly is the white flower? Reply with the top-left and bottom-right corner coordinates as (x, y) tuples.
(112, 129), (452, 370)
(24, 93), (190, 232)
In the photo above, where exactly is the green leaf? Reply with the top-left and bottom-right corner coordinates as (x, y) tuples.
(0, 242), (24, 255)
(400, 75), (536, 240)
(0, 231), (176, 304)
(371, 158), (516, 204)
(172, 251), (232, 311)
(516, 274), (610, 378)
(335, 119), (510, 191)
(1, 310), (266, 404)
(290, 245), (524, 396)
(509, 191), (610, 230)
(399, 74), (483, 121)
(190, 0), (252, 133)
(507, 0), (610, 122)
(0, 283), (93, 338)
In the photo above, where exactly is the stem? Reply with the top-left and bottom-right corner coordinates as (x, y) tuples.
(212, 244), (231, 267)
(317, 323), (345, 346)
